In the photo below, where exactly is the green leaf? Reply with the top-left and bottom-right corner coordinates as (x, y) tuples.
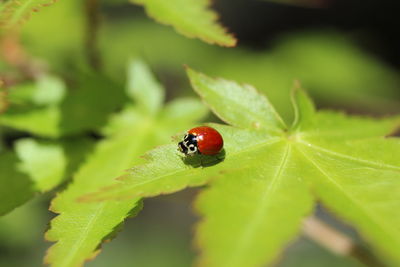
(84, 69), (400, 267)
(45, 61), (207, 267)
(0, 151), (34, 216)
(0, 73), (126, 137)
(0, 106), (60, 137)
(194, 142), (314, 267)
(59, 73), (126, 136)
(7, 82), (37, 105)
(186, 67), (286, 133)
(0, 136), (91, 217)
(292, 90), (400, 266)
(126, 59), (164, 115)
(34, 75), (66, 105)
(100, 105), (144, 137)
(15, 138), (66, 192)
(291, 81), (315, 131)
(131, 0), (236, 47)
(161, 97), (208, 125)
(0, 75), (65, 137)
(0, 0), (57, 30)
(5, 75), (66, 106)
(61, 138), (95, 180)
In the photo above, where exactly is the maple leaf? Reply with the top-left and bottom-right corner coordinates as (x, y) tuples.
(83, 68), (400, 267)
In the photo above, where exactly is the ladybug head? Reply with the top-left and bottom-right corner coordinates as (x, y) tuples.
(178, 133), (198, 155)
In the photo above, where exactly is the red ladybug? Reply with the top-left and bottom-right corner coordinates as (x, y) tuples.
(178, 126), (224, 156)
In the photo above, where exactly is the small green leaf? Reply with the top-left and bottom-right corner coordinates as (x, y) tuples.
(84, 69), (400, 267)
(45, 110), (150, 267)
(5, 83), (36, 105)
(59, 73), (126, 136)
(131, 0), (236, 47)
(34, 75), (65, 105)
(1, 72), (127, 137)
(15, 138), (66, 192)
(0, 135), (91, 217)
(186, 67), (286, 133)
(100, 105), (144, 136)
(161, 97), (208, 125)
(0, 0), (57, 30)
(0, 76), (65, 137)
(0, 106), (60, 137)
(5, 75), (66, 106)
(0, 151), (34, 216)
(45, 62), (207, 267)
(126, 59), (164, 115)
(290, 82), (315, 131)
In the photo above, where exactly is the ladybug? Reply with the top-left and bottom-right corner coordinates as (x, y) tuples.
(178, 126), (224, 156)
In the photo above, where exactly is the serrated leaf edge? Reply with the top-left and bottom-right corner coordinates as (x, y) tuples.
(130, 0), (236, 47)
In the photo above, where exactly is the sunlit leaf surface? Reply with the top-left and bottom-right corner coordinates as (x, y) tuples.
(84, 69), (400, 267)
(45, 61), (207, 267)
(15, 138), (66, 192)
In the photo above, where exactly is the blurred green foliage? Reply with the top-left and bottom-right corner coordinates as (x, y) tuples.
(18, 2), (400, 120)
(0, 151), (34, 216)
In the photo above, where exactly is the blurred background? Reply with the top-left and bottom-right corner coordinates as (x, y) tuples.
(1, 0), (399, 266)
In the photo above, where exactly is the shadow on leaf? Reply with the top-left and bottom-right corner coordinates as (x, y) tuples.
(181, 149), (225, 168)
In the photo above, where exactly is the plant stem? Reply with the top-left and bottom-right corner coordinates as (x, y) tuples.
(84, 0), (101, 70)
(303, 216), (385, 267)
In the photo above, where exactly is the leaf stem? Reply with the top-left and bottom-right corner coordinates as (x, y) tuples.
(303, 216), (385, 267)
(84, 0), (101, 70)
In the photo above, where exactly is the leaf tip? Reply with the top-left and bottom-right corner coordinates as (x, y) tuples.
(215, 31), (238, 48)
(184, 64), (195, 76)
(290, 80), (315, 130)
(184, 66), (204, 90)
(290, 79), (308, 97)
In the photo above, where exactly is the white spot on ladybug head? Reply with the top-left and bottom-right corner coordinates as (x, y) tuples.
(187, 144), (197, 155)
(178, 133), (198, 156)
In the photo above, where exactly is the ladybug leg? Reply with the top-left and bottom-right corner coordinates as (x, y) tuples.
(191, 155), (202, 168)
(216, 149), (226, 162)
(198, 154), (204, 168)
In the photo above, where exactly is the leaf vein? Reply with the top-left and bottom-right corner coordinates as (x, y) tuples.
(122, 138), (282, 190)
(297, 147), (398, 243)
(56, 203), (105, 267)
(298, 140), (400, 172)
(226, 143), (291, 266)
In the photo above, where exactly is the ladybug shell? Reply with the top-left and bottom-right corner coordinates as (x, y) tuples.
(188, 126), (223, 155)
